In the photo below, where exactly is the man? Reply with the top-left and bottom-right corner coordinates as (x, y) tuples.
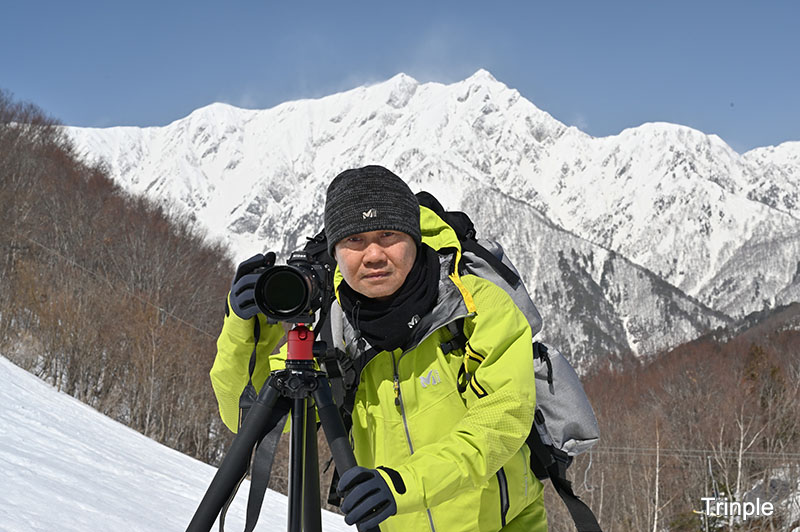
(211, 165), (547, 531)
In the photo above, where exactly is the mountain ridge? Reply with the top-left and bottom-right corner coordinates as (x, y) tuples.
(66, 70), (800, 365)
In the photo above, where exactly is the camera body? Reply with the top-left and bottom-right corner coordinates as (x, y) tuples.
(253, 250), (334, 323)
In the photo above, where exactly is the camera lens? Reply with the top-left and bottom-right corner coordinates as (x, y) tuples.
(252, 250), (332, 323)
(257, 267), (310, 318)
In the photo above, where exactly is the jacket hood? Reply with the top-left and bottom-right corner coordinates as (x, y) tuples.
(419, 206), (462, 255)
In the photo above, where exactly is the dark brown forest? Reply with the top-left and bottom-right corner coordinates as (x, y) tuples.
(548, 305), (800, 531)
(1, 90), (798, 531)
(0, 90), (234, 463)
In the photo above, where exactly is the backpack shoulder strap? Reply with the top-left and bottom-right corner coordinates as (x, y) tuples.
(440, 319), (467, 355)
(526, 429), (603, 531)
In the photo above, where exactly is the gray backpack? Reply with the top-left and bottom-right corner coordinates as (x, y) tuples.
(418, 192), (603, 532)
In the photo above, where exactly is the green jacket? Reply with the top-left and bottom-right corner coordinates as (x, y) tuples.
(210, 207), (546, 532)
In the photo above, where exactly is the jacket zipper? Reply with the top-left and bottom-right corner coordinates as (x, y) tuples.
(392, 351), (438, 531)
(497, 467), (510, 527)
(359, 311), (473, 532)
(391, 352), (414, 453)
(390, 312), (472, 448)
(396, 318), (471, 437)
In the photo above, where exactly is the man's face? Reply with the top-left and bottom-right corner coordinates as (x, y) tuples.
(335, 230), (417, 300)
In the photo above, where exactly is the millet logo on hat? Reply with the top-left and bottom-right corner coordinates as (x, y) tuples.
(362, 208), (378, 219)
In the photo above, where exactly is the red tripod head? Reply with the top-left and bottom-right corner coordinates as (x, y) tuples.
(286, 325), (315, 361)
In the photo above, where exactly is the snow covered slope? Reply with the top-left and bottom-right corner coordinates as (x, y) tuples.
(66, 70), (800, 361)
(458, 186), (729, 368)
(0, 355), (347, 532)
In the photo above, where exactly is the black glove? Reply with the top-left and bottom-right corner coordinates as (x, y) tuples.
(338, 466), (397, 530)
(229, 252), (275, 320)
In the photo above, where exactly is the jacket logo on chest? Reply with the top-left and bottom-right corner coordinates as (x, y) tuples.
(420, 369), (441, 388)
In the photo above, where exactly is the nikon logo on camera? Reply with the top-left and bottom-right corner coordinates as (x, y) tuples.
(362, 208), (378, 219)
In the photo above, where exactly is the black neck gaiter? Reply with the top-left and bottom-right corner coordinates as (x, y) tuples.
(339, 244), (440, 352)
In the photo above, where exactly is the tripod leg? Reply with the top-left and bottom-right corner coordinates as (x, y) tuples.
(311, 375), (357, 472)
(288, 397), (307, 532)
(188, 379), (283, 532)
(303, 401), (322, 532)
(312, 376), (382, 532)
(243, 410), (289, 532)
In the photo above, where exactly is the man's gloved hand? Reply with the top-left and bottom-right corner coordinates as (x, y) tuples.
(338, 466), (398, 530)
(229, 252), (275, 320)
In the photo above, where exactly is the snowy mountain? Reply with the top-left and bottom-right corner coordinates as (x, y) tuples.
(66, 70), (800, 364)
(743, 141), (800, 219)
(0, 355), (348, 531)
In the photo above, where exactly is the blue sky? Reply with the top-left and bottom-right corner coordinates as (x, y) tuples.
(2, 1), (797, 152)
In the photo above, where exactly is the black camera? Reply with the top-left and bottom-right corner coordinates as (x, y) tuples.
(253, 250), (334, 323)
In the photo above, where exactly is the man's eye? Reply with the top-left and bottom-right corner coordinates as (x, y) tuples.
(381, 232), (395, 238)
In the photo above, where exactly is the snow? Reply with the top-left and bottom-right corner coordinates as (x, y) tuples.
(0, 355), (349, 532)
(743, 466), (800, 531)
(63, 69), (800, 361)
(65, 70), (800, 312)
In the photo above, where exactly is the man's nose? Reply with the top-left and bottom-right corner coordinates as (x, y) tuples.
(363, 242), (387, 263)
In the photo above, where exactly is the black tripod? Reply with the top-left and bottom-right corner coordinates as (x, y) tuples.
(188, 325), (373, 532)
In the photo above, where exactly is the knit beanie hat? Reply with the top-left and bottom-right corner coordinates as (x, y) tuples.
(324, 165), (421, 256)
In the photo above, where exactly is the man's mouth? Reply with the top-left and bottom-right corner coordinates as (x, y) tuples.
(363, 272), (390, 279)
